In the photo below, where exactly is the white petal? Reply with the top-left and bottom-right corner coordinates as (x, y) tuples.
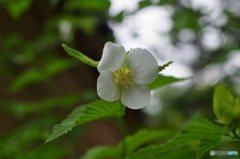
(98, 42), (126, 73)
(121, 85), (151, 109)
(127, 48), (158, 85)
(97, 71), (120, 102)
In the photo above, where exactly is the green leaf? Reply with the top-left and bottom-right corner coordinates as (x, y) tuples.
(148, 74), (188, 90)
(81, 146), (119, 159)
(45, 106), (85, 144)
(62, 44), (98, 67)
(81, 129), (174, 159)
(75, 100), (125, 125)
(156, 146), (196, 159)
(121, 129), (175, 155)
(196, 135), (239, 159)
(45, 100), (125, 143)
(127, 119), (230, 159)
(213, 83), (234, 125)
(158, 61), (173, 72)
(114, 11), (124, 22)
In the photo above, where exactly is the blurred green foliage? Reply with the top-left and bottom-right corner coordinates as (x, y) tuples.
(0, 0), (33, 19)
(81, 129), (175, 159)
(0, 119), (70, 159)
(9, 58), (77, 93)
(4, 92), (95, 117)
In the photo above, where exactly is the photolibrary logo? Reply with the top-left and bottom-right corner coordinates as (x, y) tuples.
(210, 150), (238, 156)
(210, 150), (215, 156)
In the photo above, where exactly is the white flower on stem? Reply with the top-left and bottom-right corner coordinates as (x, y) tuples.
(97, 42), (158, 109)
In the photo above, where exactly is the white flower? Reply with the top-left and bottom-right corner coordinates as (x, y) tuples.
(97, 42), (159, 109)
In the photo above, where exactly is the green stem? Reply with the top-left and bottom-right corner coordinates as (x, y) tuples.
(118, 117), (127, 158)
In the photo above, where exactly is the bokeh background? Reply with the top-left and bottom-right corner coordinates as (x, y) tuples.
(0, 0), (240, 158)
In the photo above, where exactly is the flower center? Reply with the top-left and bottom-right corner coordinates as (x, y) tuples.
(114, 68), (132, 88)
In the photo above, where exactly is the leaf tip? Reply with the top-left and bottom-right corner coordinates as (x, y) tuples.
(62, 43), (67, 49)
(158, 61), (174, 72)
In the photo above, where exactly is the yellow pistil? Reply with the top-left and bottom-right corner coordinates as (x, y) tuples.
(114, 68), (132, 88)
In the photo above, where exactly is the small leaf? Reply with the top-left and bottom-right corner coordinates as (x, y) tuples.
(196, 136), (239, 159)
(81, 129), (174, 159)
(127, 119), (230, 159)
(45, 100), (125, 143)
(114, 11), (124, 22)
(62, 44), (98, 67)
(148, 74), (188, 90)
(213, 83), (234, 125)
(158, 61), (173, 72)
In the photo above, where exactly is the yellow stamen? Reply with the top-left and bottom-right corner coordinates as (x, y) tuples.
(113, 68), (132, 88)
